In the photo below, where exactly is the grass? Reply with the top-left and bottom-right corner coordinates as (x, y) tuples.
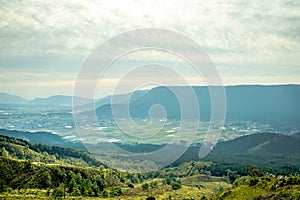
(216, 175), (300, 200)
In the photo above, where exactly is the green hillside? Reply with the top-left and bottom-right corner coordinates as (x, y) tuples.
(215, 174), (300, 200)
(0, 135), (231, 199)
(1, 134), (300, 199)
(0, 134), (101, 167)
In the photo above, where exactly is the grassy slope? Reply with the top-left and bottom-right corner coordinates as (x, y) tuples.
(216, 175), (300, 200)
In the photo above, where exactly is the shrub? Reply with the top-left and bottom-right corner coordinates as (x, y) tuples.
(142, 183), (149, 191)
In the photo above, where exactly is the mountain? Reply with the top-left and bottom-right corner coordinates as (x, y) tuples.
(95, 86), (211, 119)
(95, 89), (148, 108)
(0, 93), (28, 104)
(77, 90), (149, 112)
(95, 85), (300, 123)
(225, 85), (300, 123)
(27, 90), (147, 108)
(29, 95), (93, 106)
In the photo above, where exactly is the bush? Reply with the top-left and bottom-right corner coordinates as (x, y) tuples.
(52, 185), (64, 199)
(102, 189), (108, 197)
(171, 181), (182, 190)
(150, 181), (158, 189)
(110, 186), (122, 196)
(249, 178), (259, 186)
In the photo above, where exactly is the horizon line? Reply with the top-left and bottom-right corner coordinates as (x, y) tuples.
(1, 83), (299, 100)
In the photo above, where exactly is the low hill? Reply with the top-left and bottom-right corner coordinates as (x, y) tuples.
(0, 134), (101, 167)
(0, 129), (84, 149)
(203, 132), (300, 173)
(216, 175), (300, 200)
(212, 132), (300, 156)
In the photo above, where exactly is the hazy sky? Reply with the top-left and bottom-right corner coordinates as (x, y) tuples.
(0, 0), (299, 98)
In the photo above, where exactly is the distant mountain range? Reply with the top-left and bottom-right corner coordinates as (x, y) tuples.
(0, 90), (148, 107)
(1, 85), (300, 123)
(0, 93), (90, 106)
(96, 85), (300, 123)
(29, 95), (92, 106)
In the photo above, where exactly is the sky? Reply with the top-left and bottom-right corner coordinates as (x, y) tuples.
(0, 0), (299, 99)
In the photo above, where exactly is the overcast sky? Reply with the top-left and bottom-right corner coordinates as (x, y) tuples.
(0, 0), (299, 98)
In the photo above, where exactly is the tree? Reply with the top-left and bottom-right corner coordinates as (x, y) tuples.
(74, 172), (82, 184)
(71, 186), (81, 196)
(68, 178), (77, 194)
(92, 181), (100, 197)
(165, 177), (172, 185)
(150, 181), (158, 189)
(52, 184), (64, 199)
(102, 189), (109, 197)
(110, 186), (122, 196)
(1, 147), (9, 157)
(0, 179), (7, 193)
(171, 179), (182, 190)
(40, 170), (52, 188)
(142, 183), (149, 191)
(249, 166), (263, 177)
(95, 175), (107, 191)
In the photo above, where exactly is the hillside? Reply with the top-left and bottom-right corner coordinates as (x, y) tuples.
(0, 135), (101, 167)
(90, 132), (300, 175)
(2, 128), (300, 174)
(0, 135), (232, 199)
(216, 175), (300, 200)
(212, 132), (300, 156)
(1, 134), (300, 199)
(202, 132), (300, 174)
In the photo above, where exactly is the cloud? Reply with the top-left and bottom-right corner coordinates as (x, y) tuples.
(0, 0), (299, 97)
(1, 0), (299, 58)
